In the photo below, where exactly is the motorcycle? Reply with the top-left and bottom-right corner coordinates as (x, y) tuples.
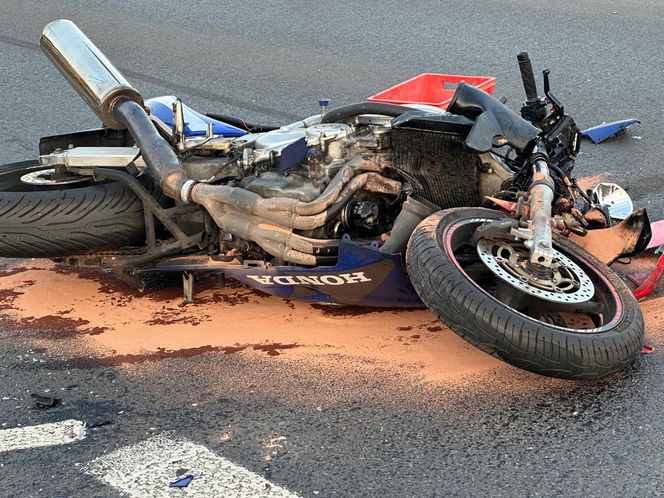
(0, 19), (651, 379)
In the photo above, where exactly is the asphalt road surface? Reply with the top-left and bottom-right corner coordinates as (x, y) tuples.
(1, 1), (664, 497)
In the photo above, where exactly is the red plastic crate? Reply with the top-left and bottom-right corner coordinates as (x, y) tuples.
(367, 73), (496, 110)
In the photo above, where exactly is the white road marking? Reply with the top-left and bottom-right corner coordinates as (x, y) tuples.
(85, 434), (300, 497)
(0, 419), (86, 453)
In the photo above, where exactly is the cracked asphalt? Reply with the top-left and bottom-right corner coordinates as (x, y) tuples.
(1, 1), (664, 497)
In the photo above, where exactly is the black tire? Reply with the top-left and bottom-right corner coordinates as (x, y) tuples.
(406, 207), (644, 380)
(0, 160), (145, 257)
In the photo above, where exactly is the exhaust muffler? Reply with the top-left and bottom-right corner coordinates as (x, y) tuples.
(40, 19), (187, 200)
(41, 19), (143, 130)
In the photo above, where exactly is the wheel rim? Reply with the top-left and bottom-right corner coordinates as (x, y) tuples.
(0, 162), (92, 192)
(442, 216), (624, 334)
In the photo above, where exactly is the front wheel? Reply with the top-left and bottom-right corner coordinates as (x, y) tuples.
(406, 207), (644, 380)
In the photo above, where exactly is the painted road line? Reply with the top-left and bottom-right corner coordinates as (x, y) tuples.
(85, 434), (300, 497)
(0, 419), (86, 453)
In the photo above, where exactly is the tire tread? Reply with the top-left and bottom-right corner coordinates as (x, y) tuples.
(0, 162), (145, 257)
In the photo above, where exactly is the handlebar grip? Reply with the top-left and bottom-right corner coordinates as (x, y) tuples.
(517, 52), (538, 102)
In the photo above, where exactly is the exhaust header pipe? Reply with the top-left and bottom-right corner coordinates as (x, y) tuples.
(40, 19), (187, 199)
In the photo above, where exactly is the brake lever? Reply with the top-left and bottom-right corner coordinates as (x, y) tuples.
(543, 70), (564, 115)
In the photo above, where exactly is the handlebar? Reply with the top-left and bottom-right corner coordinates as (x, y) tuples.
(517, 52), (538, 102)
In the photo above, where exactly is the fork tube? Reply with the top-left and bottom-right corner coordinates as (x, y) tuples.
(528, 159), (555, 267)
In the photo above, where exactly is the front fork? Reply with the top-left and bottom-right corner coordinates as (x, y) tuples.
(508, 144), (556, 268)
(527, 159), (555, 267)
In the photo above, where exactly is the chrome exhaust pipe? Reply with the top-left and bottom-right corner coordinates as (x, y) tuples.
(40, 19), (143, 130)
(40, 19), (186, 200)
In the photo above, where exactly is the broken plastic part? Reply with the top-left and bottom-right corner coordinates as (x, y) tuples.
(633, 252), (664, 300)
(646, 220), (664, 250)
(568, 209), (651, 265)
(86, 418), (113, 429)
(169, 475), (194, 488)
(580, 118), (640, 144)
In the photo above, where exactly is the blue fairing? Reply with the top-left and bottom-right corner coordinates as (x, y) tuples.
(220, 239), (424, 308)
(145, 96), (247, 137)
(155, 238), (422, 307)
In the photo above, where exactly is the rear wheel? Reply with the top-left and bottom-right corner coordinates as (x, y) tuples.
(0, 160), (145, 257)
(406, 207), (644, 379)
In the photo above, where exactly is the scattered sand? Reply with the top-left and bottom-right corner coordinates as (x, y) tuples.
(1, 254), (661, 388)
(577, 174), (607, 191)
(0, 260), (505, 385)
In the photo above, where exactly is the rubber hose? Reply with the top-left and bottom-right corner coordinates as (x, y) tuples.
(204, 112), (279, 133)
(379, 195), (439, 254)
(320, 102), (411, 124)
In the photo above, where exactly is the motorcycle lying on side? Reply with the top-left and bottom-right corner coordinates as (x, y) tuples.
(0, 19), (651, 379)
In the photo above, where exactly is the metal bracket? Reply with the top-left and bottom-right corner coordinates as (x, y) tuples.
(510, 224), (533, 245)
(90, 168), (202, 268)
(243, 260), (270, 269)
(111, 268), (146, 292)
(182, 272), (194, 305)
(39, 146), (147, 169)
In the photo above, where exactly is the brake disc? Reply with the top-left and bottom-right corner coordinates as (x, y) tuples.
(476, 238), (595, 303)
(20, 169), (89, 186)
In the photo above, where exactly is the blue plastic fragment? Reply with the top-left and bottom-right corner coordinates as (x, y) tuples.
(169, 475), (194, 488)
(279, 137), (308, 172)
(581, 118), (640, 144)
(145, 96), (246, 138)
(318, 98), (330, 107)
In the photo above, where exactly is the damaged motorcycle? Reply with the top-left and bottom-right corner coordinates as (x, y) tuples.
(0, 19), (651, 379)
